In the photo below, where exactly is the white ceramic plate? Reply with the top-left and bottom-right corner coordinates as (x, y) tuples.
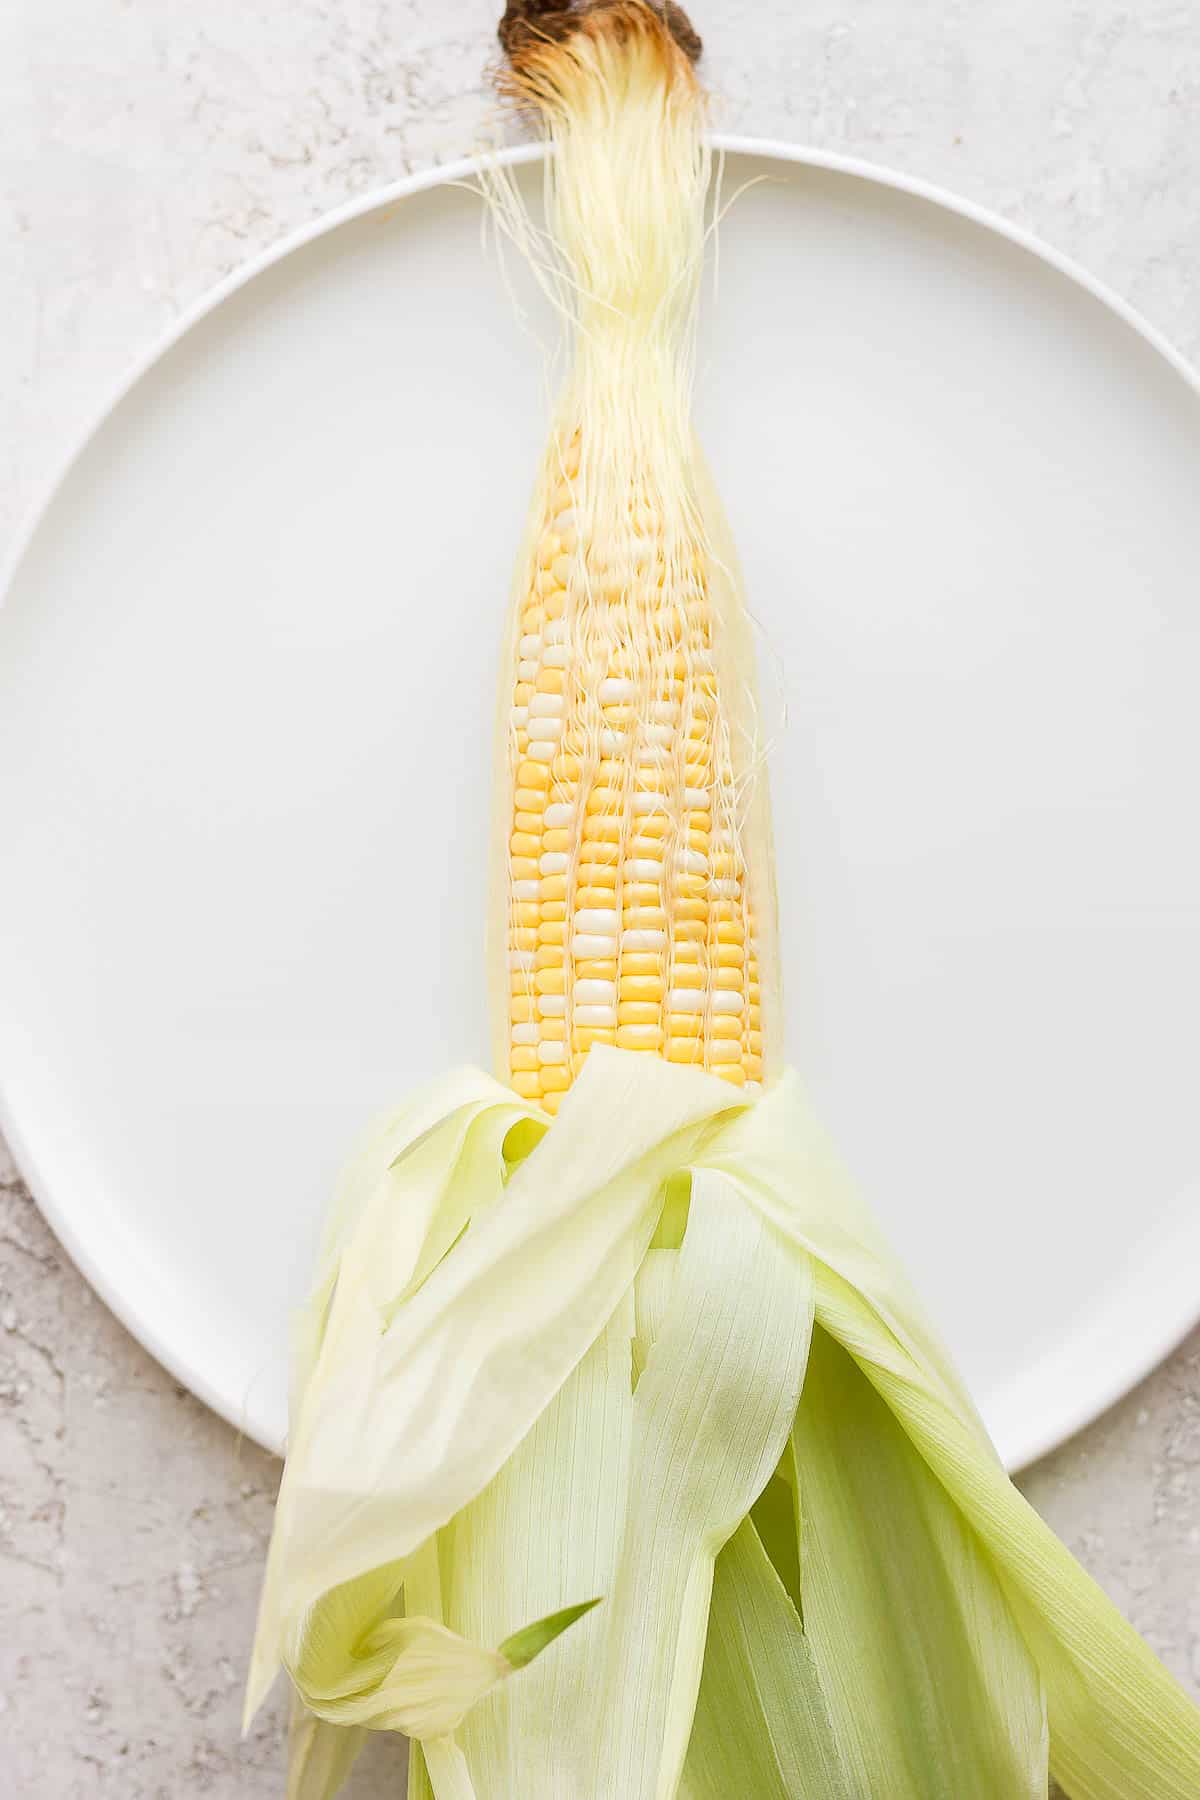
(2, 141), (1198, 1471)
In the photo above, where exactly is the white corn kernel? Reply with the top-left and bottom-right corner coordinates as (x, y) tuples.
(682, 787), (708, 808)
(539, 852), (569, 876)
(575, 1003), (618, 1027)
(667, 988), (704, 1012)
(711, 991), (744, 1015)
(517, 659), (539, 681)
(518, 634), (541, 657)
(544, 802), (575, 828)
(709, 1038), (741, 1063)
(511, 707), (529, 730)
(711, 878), (740, 898)
(543, 645), (570, 669)
(676, 849), (708, 875)
(643, 723), (674, 747)
(575, 908), (619, 933)
(544, 620), (569, 645)
(574, 978), (617, 1006)
(627, 859), (663, 882)
(528, 741), (555, 762)
(538, 1041), (567, 1065)
(529, 693), (564, 718)
(631, 793), (665, 816)
(508, 950), (535, 971)
(538, 995), (566, 1018)
(599, 729), (627, 754)
(513, 880), (540, 901)
(528, 717), (564, 742)
(572, 934), (618, 959)
(622, 929), (666, 951)
(511, 1023), (539, 1046)
(599, 677), (635, 703)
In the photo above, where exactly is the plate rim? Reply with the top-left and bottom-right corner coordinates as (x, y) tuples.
(2, 135), (1198, 1470)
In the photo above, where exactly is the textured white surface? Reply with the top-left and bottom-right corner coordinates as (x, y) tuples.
(0, 3), (1197, 1794)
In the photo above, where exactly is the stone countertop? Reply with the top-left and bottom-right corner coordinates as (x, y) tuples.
(1, 3), (1197, 1794)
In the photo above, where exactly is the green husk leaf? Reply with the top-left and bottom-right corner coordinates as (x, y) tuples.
(680, 1518), (849, 1800)
(791, 1326), (1047, 1797)
(286, 1695), (365, 1800)
(407, 1740), (434, 1800)
(593, 1165), (815, 1800)
(447, 1304), (634, 1797)
(498, 1596), (604, 1671)
(702, 1069), (1200, 1800)
(250, 1049), (746, 1737)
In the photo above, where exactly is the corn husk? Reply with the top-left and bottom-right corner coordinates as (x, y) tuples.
(248, 1048), (1200, 1798)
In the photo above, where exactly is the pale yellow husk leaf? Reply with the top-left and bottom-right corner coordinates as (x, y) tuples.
(250, 1050), (1200, 1799)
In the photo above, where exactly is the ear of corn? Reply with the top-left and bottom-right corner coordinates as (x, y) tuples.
(249, 6), (1200, 1797)
(487, 3), (778, 1113)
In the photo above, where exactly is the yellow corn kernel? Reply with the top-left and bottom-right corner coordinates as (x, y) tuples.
(624, 907), (668, 931)
(572, 1026), (617, 1052)
(710, 1014), (742, 1039)
(667, 1012), (703, 1038)
(539, 921), (566, 946)
(514, 812), (544, 836)
(619, 953), (662, 977)
(541, 874), (568, 902)
(540, 1066), (571, 1093)
(617, 1024), (664, 1051)
(510, 996), (538, 1023)
(619, 975), (663, 1004)
(518, 760), (550, 790)
(510, 1047), (539, 1073)
(618, 1001), (661, 1025)
(536, 968), (565, 996)
(574, 959), (618, 981)
(585, 786), (623, 815)
(512, 1071), (542, 1099)
(714, 1064), (746, 1087)
(665, 964), (705, 993)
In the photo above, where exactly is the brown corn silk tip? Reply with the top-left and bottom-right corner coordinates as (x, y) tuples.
(489, 0), (779, 1110)
(498, 0), (702, 67)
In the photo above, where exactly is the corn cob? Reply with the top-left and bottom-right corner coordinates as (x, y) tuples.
(490, 0), (778, 1113)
